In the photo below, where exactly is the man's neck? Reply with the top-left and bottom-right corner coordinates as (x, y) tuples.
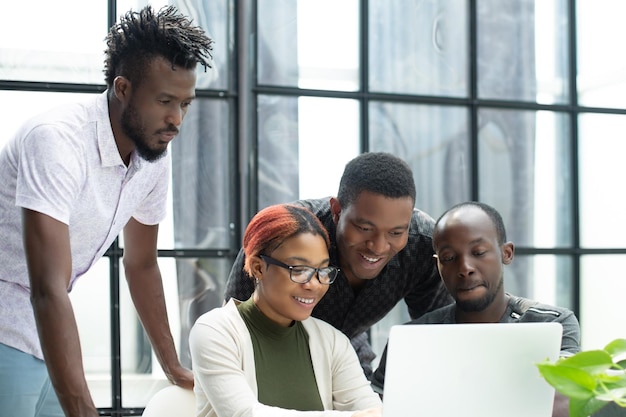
(107, 96), (133, 166)
(345, 272), (367, 292)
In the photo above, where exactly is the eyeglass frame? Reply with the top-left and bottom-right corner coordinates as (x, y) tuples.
(258, 254), (339, 285)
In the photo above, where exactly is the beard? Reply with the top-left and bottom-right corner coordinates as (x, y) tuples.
(455, 276), (504, 313)
(121, 101), (173, 162)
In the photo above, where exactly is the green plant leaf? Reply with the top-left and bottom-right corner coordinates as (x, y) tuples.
(605, 339), (626, 357)
(537, 339), (626, 415)
(596, 387), (626, 402)
(537, 362), (596, 398)
(559, 350), (615, 374)
(597, 371), (626, 385)
(569, 397), (610, 417)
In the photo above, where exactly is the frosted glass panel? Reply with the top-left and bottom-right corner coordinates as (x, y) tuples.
(257, 0), (360, 91)
(577, 0), (626, 109)
(579, 113), (626, 248)
(1, 1), (106, 83)
(478, 109), (572, 248)
(369, 0), (468, 97)
(478, 0), (569, 104)
(580, 255), (626, 350)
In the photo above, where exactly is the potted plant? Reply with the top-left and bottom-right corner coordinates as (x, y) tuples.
(537, 338), (626, 417)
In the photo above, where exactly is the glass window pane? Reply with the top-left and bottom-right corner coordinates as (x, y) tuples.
(478, 0), (569, 104)
(117, 0), (226, 89)
(1, 1), (106, 84)
(370, 301), (410, 370)
(257, 95), (360, 207)
(180, 0), (230, 90)
(510, 255), (574, 311)
(579, 113), (626, 248)
(478, 109), (572, 247)
(70, 259), (112, 409)
(257, 0), (360, 90)
(120, 258), (177, 407)
(120, 257), (232, 407)
(577, 0), (626, 109)
(170, 99), (232, 250)
(580, 255), (626, 350)
(369, 102), (470, 217)
(369, 0), (468, 97)
(175, 257), (234, 357)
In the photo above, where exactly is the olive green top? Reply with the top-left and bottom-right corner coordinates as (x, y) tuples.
(237, 298), (324, 411)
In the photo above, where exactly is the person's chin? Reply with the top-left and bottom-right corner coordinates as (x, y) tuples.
(139, 148), (167, 162)
(455, 291), (490, 312)
(352, 266), (384, 281)
(289, 311), (314, 322)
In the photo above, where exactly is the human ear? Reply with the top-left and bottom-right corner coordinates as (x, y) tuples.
(249, 255), (265, 281)
(501, 242), (515, 265)
(329, 197), (342, 224)
(113, 76), (131, 102)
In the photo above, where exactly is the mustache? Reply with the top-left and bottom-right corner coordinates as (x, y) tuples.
(156, 125), (179, 135)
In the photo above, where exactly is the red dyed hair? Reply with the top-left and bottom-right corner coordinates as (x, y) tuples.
(242, 204), (330, 277)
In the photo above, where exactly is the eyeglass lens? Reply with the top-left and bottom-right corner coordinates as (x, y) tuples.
(290, 266), (337, 284)
(259, 255), (338, 284)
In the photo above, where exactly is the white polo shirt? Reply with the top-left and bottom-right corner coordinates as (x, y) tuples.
(0, 91), (170, 359)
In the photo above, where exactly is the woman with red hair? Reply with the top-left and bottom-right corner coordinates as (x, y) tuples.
(189, 204), (382, 417)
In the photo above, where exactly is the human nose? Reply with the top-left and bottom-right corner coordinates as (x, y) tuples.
(166, 105), (184, 127)
(366, 233), (389, 254)
(457, 256), (475, 277)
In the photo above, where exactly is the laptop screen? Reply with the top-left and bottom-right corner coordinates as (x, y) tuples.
(382, 322), (562, 417)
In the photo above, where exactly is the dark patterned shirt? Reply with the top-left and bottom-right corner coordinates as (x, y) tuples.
(224, 198), (453, 373)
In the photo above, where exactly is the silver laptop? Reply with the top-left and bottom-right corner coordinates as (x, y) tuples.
(381, 322), (562, 417)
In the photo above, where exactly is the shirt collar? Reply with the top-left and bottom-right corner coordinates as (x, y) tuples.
(96, 91), (146, 171)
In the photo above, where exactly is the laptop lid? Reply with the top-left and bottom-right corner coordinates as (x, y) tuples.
(381, 322), (563, 417)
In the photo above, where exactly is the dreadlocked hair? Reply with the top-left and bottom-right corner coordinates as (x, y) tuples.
(103, 5), (214, 89)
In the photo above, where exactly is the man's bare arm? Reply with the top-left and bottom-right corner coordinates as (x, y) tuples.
(23, 208), (99, 417)
(123, 217), (193, 388)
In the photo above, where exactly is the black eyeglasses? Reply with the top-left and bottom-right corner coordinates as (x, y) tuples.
(259, 255), (339, 285)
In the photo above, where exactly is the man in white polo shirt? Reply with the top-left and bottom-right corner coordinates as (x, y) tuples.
(0, 5), (213, 417)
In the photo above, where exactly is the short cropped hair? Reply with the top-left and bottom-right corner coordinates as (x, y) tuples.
(337, 152), (416, 208)
(104, 5), (214, 90)
(436, 201), (507, 245)
(242, 204), (330, 278)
